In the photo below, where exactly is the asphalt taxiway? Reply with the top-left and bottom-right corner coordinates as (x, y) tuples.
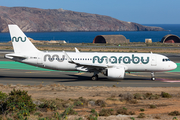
(0, 68), (180, 87)
(0, 52), (180, 87)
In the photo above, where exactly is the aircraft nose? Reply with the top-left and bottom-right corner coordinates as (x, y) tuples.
(171, 62), (177, 70)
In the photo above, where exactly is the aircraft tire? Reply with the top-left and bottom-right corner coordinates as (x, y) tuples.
(92, 75), (98, 81)
(151, 77), (156, 81)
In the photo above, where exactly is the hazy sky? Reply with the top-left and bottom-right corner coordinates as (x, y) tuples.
(1, 0), (180, 24)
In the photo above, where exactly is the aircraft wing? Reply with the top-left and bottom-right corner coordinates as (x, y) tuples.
(63, 51), (107, 68)
(75, 62), (107, 68)
(63, 51), (127, 70)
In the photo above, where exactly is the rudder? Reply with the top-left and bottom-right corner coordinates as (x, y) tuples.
(8, 24), (39, 54)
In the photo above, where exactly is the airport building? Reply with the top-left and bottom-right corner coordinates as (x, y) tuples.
(93, 35), (129, 44)
(161, 34), (180, 43)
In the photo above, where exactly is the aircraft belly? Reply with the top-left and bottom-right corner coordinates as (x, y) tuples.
(43, 61), (76, 71)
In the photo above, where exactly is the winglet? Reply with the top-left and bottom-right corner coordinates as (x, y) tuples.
(75, 47), (80, 53)
(63, 51), (74, 63)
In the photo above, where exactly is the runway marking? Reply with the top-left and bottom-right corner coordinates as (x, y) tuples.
(156, 78), (180, 83)
(127, 73), (147, 77)
(163, 80), (180, 83)
(25, 71), (50, 73)
(165, 72), (180, 75)
(128, 73), (180, 83)
(75, 73), (85, 75)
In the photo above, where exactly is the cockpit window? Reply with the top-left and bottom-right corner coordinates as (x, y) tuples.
(162, 58), (170, 62)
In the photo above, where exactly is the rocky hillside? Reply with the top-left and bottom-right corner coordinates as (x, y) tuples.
(0, 6), (164, 32)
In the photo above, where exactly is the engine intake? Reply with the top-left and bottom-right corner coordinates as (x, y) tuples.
(105, 67), (125, 79)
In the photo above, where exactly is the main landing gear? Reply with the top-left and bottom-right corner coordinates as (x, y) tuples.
(92, 74), (98, 81)
(92, 71), (99, 81)
(151, 72), (156, 81)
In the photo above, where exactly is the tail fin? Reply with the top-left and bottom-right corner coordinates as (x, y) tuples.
(8, 24), (39, 54)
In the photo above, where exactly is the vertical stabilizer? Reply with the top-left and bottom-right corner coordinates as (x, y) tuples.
(8, 25), (39, 54)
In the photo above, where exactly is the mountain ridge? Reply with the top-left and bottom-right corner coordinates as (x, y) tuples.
(0, 6), (164, 32)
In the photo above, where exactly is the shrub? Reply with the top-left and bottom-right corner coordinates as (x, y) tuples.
(173, 117), (178, 120)
(91, 109), (96, 114)
(116, 107), (135, 115)
(154, 115), (161, 119)
(129, 99), (138, 104)
(74, 100), (83, 106)
(66, 107), (77, 115)
(134, 93), (142, 99)
(88, 109), (98, 120)
(168, 111), (180, 116)
(54, 106), (77, 119)
(87, 114), (98, 120)
(130, 117), (135, 120)
(73, 97), (88, 107)
(106, 97), (117, 101)
(0, 91), (7, 100)
(39, 100), (57, 111)
(144, 92), (152, 98)
(161, 92), (172, 98)
(78, 97), (88, 105)
(6, 89), (36, 113)
(140, 108), (145, 111)
(119, 93), (133, 101)
(116, 108), (128, 115)
(38, 117), (50, 120)
(149, 104), (156, 108)
(149, 94), (160, 100)
(34, 112), (43, 117)
(137, 113), (145, 118)
(95, 99), (106, 107)
(99, 109), (114, 116)
(0, 91), (8, 114)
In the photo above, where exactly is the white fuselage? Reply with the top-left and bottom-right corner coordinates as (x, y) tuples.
(6, 24), (177, 80)
(19, 51), (177, 72)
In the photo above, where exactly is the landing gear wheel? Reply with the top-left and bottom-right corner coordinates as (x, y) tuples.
(92, 74), (98, 81)
(151, 77), (156, 81)
(151, 72), (156, 81)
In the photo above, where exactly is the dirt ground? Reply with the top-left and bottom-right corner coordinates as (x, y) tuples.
(1, 42), (180, 54)
(1, 84), (180, 120)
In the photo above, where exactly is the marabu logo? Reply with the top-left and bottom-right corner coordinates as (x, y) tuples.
(12, 37), (26, 42)
(44, 54), (65, 62)
(93, 55), (149, 64)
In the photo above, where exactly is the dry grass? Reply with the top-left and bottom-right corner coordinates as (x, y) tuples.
(1, 84), (180, 119)
(1, 42), (180, 53)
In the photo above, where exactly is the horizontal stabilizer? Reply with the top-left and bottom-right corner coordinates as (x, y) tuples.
(5, 54), (27, 59)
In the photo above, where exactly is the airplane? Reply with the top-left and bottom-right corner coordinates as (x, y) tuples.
(5, 24), (177, 81)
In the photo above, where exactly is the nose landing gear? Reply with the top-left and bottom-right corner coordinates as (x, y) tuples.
(151, 72), (156, 81)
